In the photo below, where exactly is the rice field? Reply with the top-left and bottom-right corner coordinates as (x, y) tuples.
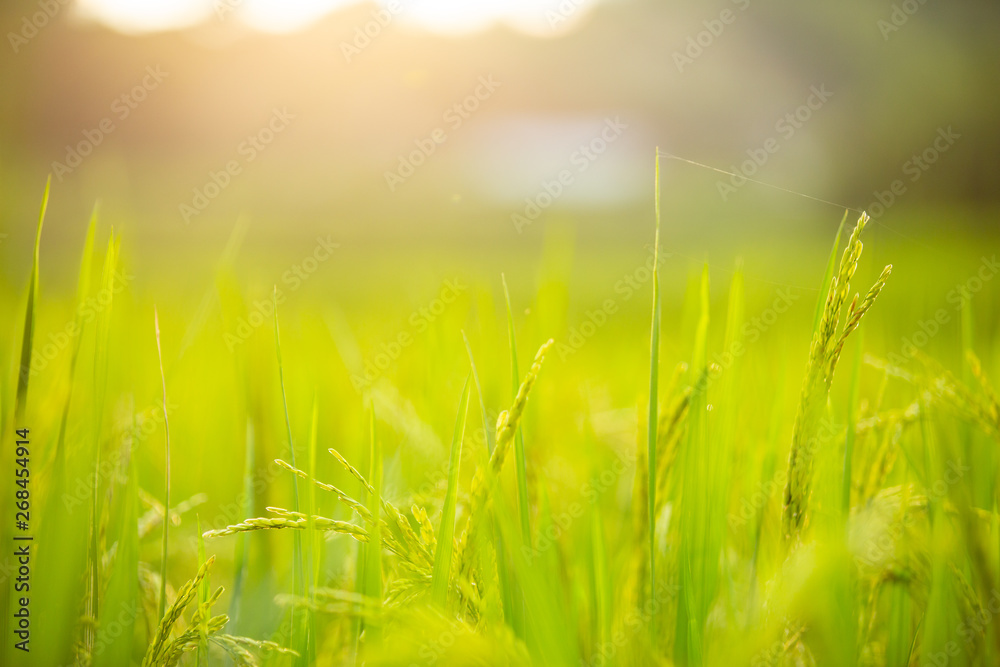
(2, 170), (1000, 667)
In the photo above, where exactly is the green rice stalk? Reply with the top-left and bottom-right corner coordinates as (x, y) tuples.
(456, 339), (554, 578)
(432, 376), (471, 607)
(591, 507), (610, 656)
(464, 326), (520, 633)
(142, 556), (216, 667)
(93, 421), (139, 667)
(204, 516), (369, 541)
(213, 633), (299, 667)
(654, 387), (691, 515)
(501, 276), (532, 544)
(920, 354), (999, 441)
(31, 200), (96, 667)
(301, 395), (320, 667)
(647, 151), (663, 617)
(501, 273), (529, 637)
(268, 460), (421, 563)
(966, 350), (999, 429)
(842, 330), (864, 517)
(272, 288), (307, 652)
(50, 204), (96, 478)
(87, 231), (120, 650)
(328, 446), (432, 567)
(161, 614), (228, 667)
(412, 504), (436, 549)
(274, 458), (372, 521)
(674, 263), (711, 665)
(861, 420), (903, 503)
(361, 407), (384, 647)
(155, 307), (171, 622)
(196, 517), (209, 666)
(14, 176), (48, 423)
(828, 264), (893, 378)
(191, 586), (225, 626)
(812, 212), (847, 335)
(783, 212), (892, 544)
(228, 420), (256, 631)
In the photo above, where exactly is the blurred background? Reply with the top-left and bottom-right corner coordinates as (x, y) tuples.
(1, 4), (999, 661)
(0, 0), (998, 262)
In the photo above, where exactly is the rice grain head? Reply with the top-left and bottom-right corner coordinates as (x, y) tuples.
(783, 212), (892, 544)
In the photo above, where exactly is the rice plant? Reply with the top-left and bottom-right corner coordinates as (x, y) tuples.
(4, 169), (1000, 667)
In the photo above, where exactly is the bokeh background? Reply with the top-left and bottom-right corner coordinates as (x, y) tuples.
(1, 0), (998, 258)
(1, 3), (999, 664)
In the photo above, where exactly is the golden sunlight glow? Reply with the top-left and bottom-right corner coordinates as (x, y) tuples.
(395, 0), (595, 36)
(75, 0), (211, 33)
(238, 0), (355, 34)
(72, 0), (598, 36)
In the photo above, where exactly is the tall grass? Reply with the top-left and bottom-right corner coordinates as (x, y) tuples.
(6, 169), (1000, 667)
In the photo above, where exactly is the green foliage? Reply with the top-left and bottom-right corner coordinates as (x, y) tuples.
(5, 175), (1000, 667)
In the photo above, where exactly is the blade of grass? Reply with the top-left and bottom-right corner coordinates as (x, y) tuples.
(94, 422), (139, 667)
(812, 211), (847, 335)
(154, 306), (171, 622)
(500, 277), (529, 637)
(461, 329), (517, 629)
(196, 515), (209, 667)
(362, 407), (383, 647)
(647, 150), (663, 624)
(229, 420), (255, 632)
(304, 394), (320, 667)
(273, 287), (307, 660)
(31, 202), (96, 666)
(591, 506), (610, 656)
(431, 376), (471, 606)
(461, 332), (492, 456)
(14, 176), (48, 424)
(228, 419), (255, 632)
(88, 231), (119, 650)
(841, 329), (863, 518)
(501, 276), (530, 539)
(676, 263), (711, 666)
(492, 476), (576, 664)
(52, 206), (97, 481)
